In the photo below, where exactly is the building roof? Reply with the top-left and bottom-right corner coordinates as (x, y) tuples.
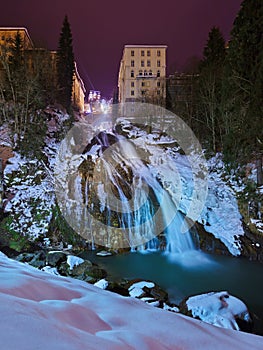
(124, 44), (167, 48)
(0, 27), (34, 47)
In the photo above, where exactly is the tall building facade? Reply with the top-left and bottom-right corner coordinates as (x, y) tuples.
(118, 45), (167, 105)
(0, 27), (86, 112)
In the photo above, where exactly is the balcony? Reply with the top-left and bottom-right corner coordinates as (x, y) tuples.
(136, 73), (158, 79)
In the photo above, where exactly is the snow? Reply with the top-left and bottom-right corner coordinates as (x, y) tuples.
(94, 278), (109, 289)
(128, 281), (155, 298)
(66, 255), (85, 270)
(186, 291), (250, 331)
(0, 252), (262, 350)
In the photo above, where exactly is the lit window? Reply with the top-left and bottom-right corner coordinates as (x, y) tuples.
(131, 50), (134, 56)
(131, 70), (134, 77)
(157, 60), (161, 67)
(147, 60), (151, 67)
(157, 50), (161, 56)
(141, 60), (145, 67)
(147, 50), (151, 56)
(131, 60), (134, 67)
(141, 50), (145, 56)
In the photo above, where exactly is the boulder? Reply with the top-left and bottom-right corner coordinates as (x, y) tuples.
(46, 251), (68, 267)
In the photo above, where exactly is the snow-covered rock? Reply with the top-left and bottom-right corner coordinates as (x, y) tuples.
(94, 278), (109, 289)
(66, 255), (85, 270)
(186, 291), (251, 331)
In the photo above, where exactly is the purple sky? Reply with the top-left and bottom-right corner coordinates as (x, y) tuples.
(0, 0), (242, 98)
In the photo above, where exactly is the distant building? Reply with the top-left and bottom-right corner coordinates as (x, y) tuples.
(118, 45), (167, 105)
(0, 27), (34, 49)
(166, 72), (199, 123)
(167, 73), (198, 103)
(0, 27), (86, 112)
(72, 62), (86, 112)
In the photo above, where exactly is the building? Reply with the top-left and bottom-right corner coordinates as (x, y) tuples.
(118, 45), (167, 105)
(0, 27), (86, 112)
(0, 27), (34, 50)
(166, 72), (199, 124)
(72, 62), (86, 112)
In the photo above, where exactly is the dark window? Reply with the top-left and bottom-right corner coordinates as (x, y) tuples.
(141, 60), (145, 67)
(141, 50), (145, 56)
(147, 50), (151, 56)
(157, 70), (160, 77)
(157, 50), (161, 57)
(131, 81), (134, 87)
(131, 50), (134, 56)
(131, 60), (134, 67)
(131, 90), (134, 96)
(144, 70), (147, 76)
(157, 60), (161, 67)
(131, 70), (134, 77)
(147, 60), (151, 67)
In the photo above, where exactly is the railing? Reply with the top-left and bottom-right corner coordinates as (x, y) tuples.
(136, 74), (158, 79)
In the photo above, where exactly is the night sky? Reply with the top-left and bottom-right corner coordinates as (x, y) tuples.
(0, 0), (243, 99)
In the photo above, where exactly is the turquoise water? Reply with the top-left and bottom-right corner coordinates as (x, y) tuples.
(83, 249), (263, 319)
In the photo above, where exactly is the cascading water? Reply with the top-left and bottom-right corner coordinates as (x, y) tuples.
(80, 130), (196, 254)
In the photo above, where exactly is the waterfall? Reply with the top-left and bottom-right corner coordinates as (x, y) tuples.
(81, 131), (196, 254)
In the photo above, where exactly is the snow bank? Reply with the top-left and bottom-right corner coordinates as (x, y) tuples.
(0, 252), (262, 350)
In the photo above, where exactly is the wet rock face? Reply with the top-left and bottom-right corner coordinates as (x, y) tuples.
(239, 224), (263, 262)
(195, 222), (232, 257)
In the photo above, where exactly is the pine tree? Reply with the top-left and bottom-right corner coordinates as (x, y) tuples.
(56, 15), (75, 111)
(197, 26), (226, 152)
(223, 0), (263, 183)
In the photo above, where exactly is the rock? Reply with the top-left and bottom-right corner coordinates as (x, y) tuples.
(46, 251), (68, 267)
(107, 280), (130, 297)
(70, 260), (93, 277)
(87, 266), (107, 279)
(16, 250), (47, 269)
(29, 251), (47, 268)
(125, 279), (168, 304)
(96, 250), (112, 257)
(180, 291), (253, 333)
(16, 252), (36, 263)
